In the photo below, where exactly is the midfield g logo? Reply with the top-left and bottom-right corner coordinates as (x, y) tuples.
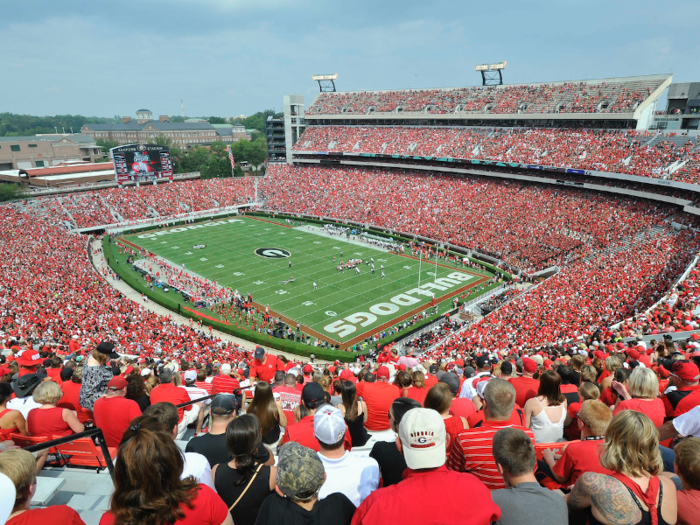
(255, 248), (291, 259)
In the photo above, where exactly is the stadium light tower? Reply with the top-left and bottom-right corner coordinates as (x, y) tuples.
(474, 61), (507, 86)
(312, 74), (338, 93)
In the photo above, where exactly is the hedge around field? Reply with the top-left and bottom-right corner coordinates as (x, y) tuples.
(103, 236), (366, 362)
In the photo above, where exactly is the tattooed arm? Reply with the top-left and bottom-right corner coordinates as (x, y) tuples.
(568, 472), (641, 525)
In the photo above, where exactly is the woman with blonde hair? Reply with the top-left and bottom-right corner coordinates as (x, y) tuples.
(401, 370), (428, 405)
(564, 381), (600, 441)
(567, 411), (677, 525)
(612, 367), (666, 428)
(27, 381), (84, 438)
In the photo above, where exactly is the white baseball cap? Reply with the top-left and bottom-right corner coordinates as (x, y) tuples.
(398, 408), (446, 470)
(313, 405), (346, 445)
(183, 369), (198, 382)
(141, 368), (152, 377)
(0, 473), (16, 524)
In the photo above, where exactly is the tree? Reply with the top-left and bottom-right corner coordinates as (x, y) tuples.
(0, 112), (118, 137)
(209, 141), (228, 160)
(0, 183), (28, 203)
(96, 138), (119, 151)
(208, 117), (226, 124)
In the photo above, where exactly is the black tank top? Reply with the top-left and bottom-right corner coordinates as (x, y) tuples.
(587, 481), (669, 525)
(214, 462), (273, 525)
(345, 413), (370, 447)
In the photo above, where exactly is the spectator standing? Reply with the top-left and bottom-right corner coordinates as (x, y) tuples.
(93, 376), (142, 448)
(673, 437), (700, 525)
(369, 397), (421, 487)
(315, 405), (379, 506)
(510, 358), (540, 407)
(447, 378), (535, 490)
(250, 347), (285, 384)
(612, 367), (666, 428)
(150, 367), (201, 440)
(211, 363), (241, 396)
(99, 417), (231, 525)
(0, 450), (85, 525)
(211, 414), (275, 525)
(273, 374), (302, 424)
(541, 399), (614, 487)
(352, 408), (500, 525)
(338, 380), (369, 447)
(567, 411), (677, 525)
(355, 366), (400, 431)
(79, 341), (118, 415)
(491, 428), (568, 525)
(246, 381), (287, 445)
(27, 381), (84, 438)
(254, 442), (356, 525)
(524, 370), (567, 443)
(396, 349), (419, 369)
(280, 383), (351, 452)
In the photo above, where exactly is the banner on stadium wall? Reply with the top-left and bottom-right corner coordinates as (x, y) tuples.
(111, 144), (173, 184)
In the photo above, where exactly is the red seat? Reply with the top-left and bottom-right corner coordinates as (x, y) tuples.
(534, 440), (578, 460)
(55, 437), (117, 471)
(13, 434), (59, 454)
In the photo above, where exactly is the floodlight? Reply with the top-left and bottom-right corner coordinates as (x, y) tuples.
(489, 61), (507, 70)
(311, 74), (338, 81)
(474, 64), (489, 71)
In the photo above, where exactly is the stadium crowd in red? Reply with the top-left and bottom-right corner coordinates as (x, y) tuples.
(294, 126), (700, 184)
(306, 78), (661, 116)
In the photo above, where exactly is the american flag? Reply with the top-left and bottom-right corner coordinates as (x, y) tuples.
(228, 146), (235, 169)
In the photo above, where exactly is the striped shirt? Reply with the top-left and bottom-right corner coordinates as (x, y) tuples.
(211, 375), (240, 395)
(195, 381), (213, 395)
(446, 420), (536, 490)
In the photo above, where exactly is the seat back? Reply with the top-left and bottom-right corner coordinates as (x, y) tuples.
(14, 434), (57, 450)
(534, 440), (578, 460)
(55, 437), (117, 471)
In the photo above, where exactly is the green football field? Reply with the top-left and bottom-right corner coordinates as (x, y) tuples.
(120, 216), (490, 348)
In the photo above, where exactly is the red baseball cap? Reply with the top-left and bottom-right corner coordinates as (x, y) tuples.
(522, 359), (537, 373)
(671, 361), (700, 382)
(16, 350), (42, 367)
(652, 364), (670, 379)
(339, 369), (355, 380)
(397, 364), (407, 371)
(303, 364), (313, 374)
(626, 349), (640, 361)
(376, 366), (390, 379)
(107, 376), (128, 390)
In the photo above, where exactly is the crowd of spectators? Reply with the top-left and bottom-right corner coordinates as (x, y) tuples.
(294, 126), (700, 183)
(305, 78), (662, 116)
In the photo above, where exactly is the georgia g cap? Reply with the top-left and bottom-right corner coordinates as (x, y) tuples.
(398, 408), (446, 470)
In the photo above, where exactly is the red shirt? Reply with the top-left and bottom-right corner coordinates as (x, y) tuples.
(93, 395), (143, 447)
(46, 368), (63, 385)
(662, 385), (700, 418)
(447, 420), (535, 490)
(424, 375), (438, 389)
(677, 489), (700, 525)
(280, 414), (351, 452)
(250, 355), (284, 384)
(27, 407), (73, 438)
(600, 386), (617, 407)
(467, 405), (525, 428)
(352, 466), (500, 525)
(149, 383), (192, 423)
(509, 376), (540, 408)
(402, 386), (428, 406)
(210, 375), (240, 395)
(552, 437), (613, 486)
(99, 485), (228, 525)
(58, 381), (82, 412)
(195, 380), (213, 395)
(7, 505), (85, 525)
(565, 401), (582, 440)
(273, 385), (301, 424)
(449, 397), (477, 420)
(356, 381), (400, 431)
(613, 398), (665, 428)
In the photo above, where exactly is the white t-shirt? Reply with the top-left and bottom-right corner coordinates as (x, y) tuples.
(317, 451), (379, 506)
(673, 405), (700, 438)
(6, 396), (42, 420)
(183, 385), (210, 405)
(181, 451), (215, 490)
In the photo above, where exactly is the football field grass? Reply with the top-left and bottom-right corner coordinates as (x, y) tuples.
(120, 216), (492, 348)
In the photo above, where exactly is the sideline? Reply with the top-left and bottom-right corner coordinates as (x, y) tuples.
(89, 238), (331, 363)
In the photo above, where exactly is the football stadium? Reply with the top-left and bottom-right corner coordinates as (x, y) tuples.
(2, 4), (700, 525)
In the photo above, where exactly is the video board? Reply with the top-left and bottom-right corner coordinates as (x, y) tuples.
(111, 144), (173, 184)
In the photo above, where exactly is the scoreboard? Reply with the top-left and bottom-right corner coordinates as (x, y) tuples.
(111, 144), (173, 184)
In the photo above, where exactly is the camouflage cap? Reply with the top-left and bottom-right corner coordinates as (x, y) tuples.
(276, 442), (325, 501)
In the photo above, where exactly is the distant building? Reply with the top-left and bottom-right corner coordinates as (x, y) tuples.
(136, 109), (153, 124)
(284, 95), (305, 164)
(0, 134), (103, 171)
(0, 162), (116, 188)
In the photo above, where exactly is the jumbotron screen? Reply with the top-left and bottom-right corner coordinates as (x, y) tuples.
(111, 144), (173, 184)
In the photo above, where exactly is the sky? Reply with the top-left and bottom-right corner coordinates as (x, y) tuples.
(2, 0), (699, 118)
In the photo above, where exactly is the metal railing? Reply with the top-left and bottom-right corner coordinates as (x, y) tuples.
(21, 427), (115, 478)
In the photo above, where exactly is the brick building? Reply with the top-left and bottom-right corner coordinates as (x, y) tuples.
(0, 134), (103, 170)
